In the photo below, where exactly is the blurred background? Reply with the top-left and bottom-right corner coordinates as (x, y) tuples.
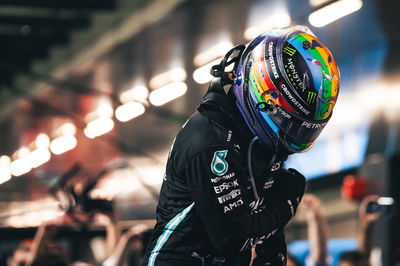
(0, 0), (399, 265)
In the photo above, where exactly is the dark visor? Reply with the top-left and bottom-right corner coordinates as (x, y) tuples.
(257, 101), (330, 145)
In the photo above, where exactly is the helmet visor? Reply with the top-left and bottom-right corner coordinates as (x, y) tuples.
(257, 102), (330, 151)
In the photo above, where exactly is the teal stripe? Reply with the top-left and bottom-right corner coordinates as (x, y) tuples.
(148, 203), (195, 266)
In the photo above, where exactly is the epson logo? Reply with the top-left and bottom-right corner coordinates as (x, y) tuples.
(213, 180), (239, 194)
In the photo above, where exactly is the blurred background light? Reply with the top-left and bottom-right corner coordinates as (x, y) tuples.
(120, 85), (149, 104)
(149, 81), (187, 106)
(377, 197), (394, 206)
(50, 135), (78, 155)
(50, 122), (78, 154)
(10, 147), (31, 177)
(134, 164), (165, 186)
(115, 102), (145, 122)
(35, 133), (51, 149)
(10, 159), (31, 177)
(95, 97), (114, 119)
(28, 148), (51, 169)
(84, 96), (114, 138)
(244, 11), (291, 40)
(308, 0), (363, 27)
(59, 123), (77, 136)
(5, 200), (64, 228)
(0, 156), (11, 184)
(193, 59), (221, 84)
(84, 118), (114, 139)
(194, 41), (233, 67)
(149, 68), (187, 89)
(90, 168), (142, 200)
(309, 0), (332, 6)
(360, 82), (400, 122)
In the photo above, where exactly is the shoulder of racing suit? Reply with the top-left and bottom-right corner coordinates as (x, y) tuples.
(169, 78), (254, 178)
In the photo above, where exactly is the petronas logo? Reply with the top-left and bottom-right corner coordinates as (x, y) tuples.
(283, 46), (296, 56)
(211, 150), (229, 176)
(307, 91), (317, 104)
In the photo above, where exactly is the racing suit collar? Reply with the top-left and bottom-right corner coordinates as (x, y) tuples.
(198, 78), (291, 162)
(199, 78), (255, 142)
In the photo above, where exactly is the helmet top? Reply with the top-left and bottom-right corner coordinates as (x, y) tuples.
(232, 26), (340, 152)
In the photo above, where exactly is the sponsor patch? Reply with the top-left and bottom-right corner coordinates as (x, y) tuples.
(249, 197), (265, 214)
(211, 150), (229, 176)
(263, 178), (274, 189)
(286, 57), (305, 92)
(281, 83), (310, 116)
(307, 91), (317, 104)
(301, 121), (327, 129)
(223, 199), (244, 213)
(211, 172), (235, 183)
(271, 161), (281, 172)
(283, 46), (296, 56)
(240, 228), (278, 250)
(214, 180), (239, 194)
(267, 42), (279, 79)
(217, 189), (241, 204)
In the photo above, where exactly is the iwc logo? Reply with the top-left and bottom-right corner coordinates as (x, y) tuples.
(211, 150), (229, 176)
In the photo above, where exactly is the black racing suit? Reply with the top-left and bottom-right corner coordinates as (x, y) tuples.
(142, 79), (305, 266)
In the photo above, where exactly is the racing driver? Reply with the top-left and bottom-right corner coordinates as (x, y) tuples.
(142, 26), (340, 266)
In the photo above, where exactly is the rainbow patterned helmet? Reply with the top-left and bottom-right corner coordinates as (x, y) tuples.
(233, 26), (340, 152)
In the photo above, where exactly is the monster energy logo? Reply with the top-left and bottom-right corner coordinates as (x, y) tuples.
(307, 91), (317, 104)
(283, 46), (296, 56)
(211, 150), (229, 176)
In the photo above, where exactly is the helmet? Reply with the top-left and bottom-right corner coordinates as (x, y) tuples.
(233, 26), (340, 153)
